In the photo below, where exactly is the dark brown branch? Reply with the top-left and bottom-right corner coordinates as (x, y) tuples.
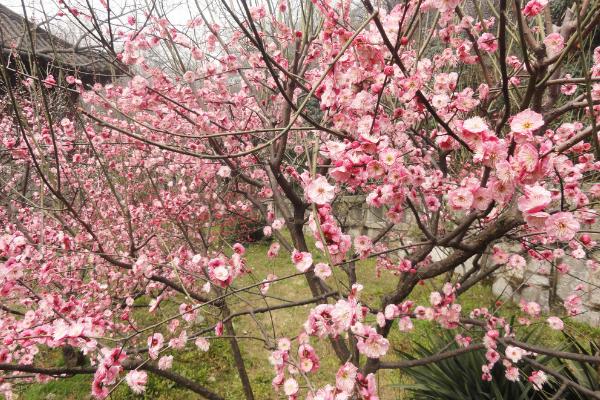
(0, 362), (224, 400)
(495, 0), (511, 135)
(522, 357), (600, 400)
(361, 0), (472, 152)
(143, 364), (224, 400)
(379, 343), (485, 369)
(500, 338), (600, 364)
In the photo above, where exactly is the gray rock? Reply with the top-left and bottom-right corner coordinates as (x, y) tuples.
(583, 310), (600, 326)
(492, 277), (513, 300)
(520, 286), (539, 302)
(505, 265), (525, 281)
(526, 274), (550, 287)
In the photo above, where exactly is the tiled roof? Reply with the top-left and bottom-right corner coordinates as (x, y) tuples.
(0, 3), (116, 78)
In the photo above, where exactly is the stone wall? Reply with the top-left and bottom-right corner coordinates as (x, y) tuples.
(277, 195), (600, 327)
(333, 195), (388, 238)
(330, 196), (600, 327)
(491, 250), (600, 327)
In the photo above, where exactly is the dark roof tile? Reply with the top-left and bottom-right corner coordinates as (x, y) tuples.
(0, 3), (118, 79)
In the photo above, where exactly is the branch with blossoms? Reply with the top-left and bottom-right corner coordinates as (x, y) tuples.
(1, 0), (600, 399)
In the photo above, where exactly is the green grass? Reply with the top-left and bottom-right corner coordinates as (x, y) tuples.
(12, 238), (600, 399)
(18, 375), (90, 400)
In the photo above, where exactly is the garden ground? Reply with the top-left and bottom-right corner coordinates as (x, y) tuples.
(15, 239), (600, 399)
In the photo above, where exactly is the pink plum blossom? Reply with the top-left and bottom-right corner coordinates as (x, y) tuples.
(545, 212), (580, 241)
(543, 33), (565, 56)
(291, 250), (313, 272)
(477, 33), (498, 53)
(505, 366), (520, 382)
(522, 0), (548, 17)
(517, 185), (552, 214)
(306, 176), (336, 205)
(510, 109), (544, 133)
(505, 346), (526, 363)
(314, 263), (332, 280)
(158, 355), (173, 370)
(283, 378), (298, 396)
(546, 316), (564, 330)
(355, 325), (389, 358)
(336, 362), (357, 393)
(125, 370), (147, 394)
(448, 188), (474, 210)
(528, 370), (548, 390)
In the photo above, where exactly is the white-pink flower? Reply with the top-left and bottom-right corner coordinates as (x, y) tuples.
(430, 291), (443, 306)
(267, 242), (280, 258)
(486, 349), (500, 365)
(354, 235), (373, 257)
(462, 116), (489, 134)
(131, 75), (148, 94)
(125, 370), (147, 394)
(183, 70), (196, 83)
(561, 76), (577, 95)
(271, 218), (285, 230)
(384, 304), (399, 320)
(306, 176), (336, 205)
(505, 366), (520, 382)
(510, 109), (544, 133)
(477, 33), (498, 52)
(543, 33), (564, 56)
(42, 74), (57, 88)
(195, 337), (210, 352)
(336, 362), (358, 393)
(520, 300), (541, 317)
(564, 294), (582, 316)
(448, 188), (474, 210)
(379, 148), (397, 166)
(472, 187), (492, 211)
(291, 250), (313, 272)
(217, 165), (231, 178)
(545, 212), (580, 241)
(376, 312), (386, 327)
(232, 243), (245, 255)
(546, 316), (564, 330)
(517, 184), (552, 214)
(528, 370), (548, 390)
(516, 143), (539, 172)
(505, 346), (525, 363)
(508, 254), (526, 270)
(148, 333), (164, 359)
(212, 265), (230, 282)
(169, 330), (187, 350)
(431, 93), (450, 109)
(432, 0), (461, 12)
(522, 0), (548, 17)
(314, 263), (331, 280)
(397, 316), (414, 332)
(455, 334), (472, 348)
(356, 326), (389, 358)
(283, 378), (299, 396)
(158, 355), (173, 370)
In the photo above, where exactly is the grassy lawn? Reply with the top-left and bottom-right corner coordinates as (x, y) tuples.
(13, 238), (600, 399)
